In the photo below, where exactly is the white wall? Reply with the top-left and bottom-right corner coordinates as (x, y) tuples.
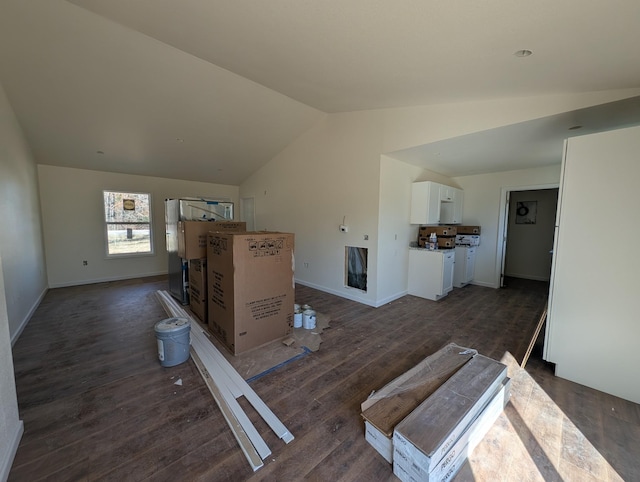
(0, 84), (48, 342)
(0, 257), (23, 482)
(0, 84), (31, 481)
(241, 90), (636, 305)
(377, 156), (423, 304)
(504, 189), (558, 281)
(38, 165), (239, 288)
(454, 166), (561, 288)
(240, 112), (385, 306)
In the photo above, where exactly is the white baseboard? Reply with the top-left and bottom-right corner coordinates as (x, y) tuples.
(373, 290), (408, 307)
(294, 279), (407, 308)
(0, 420), (23, 482)
(48, 271), (168, 289)
(11, 286), (47, 347)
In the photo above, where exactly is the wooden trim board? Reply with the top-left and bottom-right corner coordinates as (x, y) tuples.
(155, 290), (294, 467)
(190, 350), (264, 471)
(521, 302), (547, 369)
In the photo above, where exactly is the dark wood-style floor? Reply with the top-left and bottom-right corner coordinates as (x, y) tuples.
(9, 275), (640, 481)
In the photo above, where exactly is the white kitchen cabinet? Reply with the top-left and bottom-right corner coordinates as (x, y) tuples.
(440, 185), (454, 202)
(440, 188), (464, 224)
(411, 181), (464, 225)
(453, 246), (476, 288)
(410, 181), (441, 224)
(408, 248), (455, 301)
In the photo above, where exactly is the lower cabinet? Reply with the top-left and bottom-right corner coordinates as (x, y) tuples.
(453, 246), (476, 288)
(407, 249), (455, 301)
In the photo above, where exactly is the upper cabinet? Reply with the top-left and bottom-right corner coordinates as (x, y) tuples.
(410, 181), (464, 225)
(410, 181), (441, 224)
(441, 188), (464, 224)
(440, 185), (454, 202)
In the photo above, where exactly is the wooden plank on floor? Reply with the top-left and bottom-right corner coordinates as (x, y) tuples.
(521, 302), (547, 368)
(157, 290), (294, 444)
(190, 350), (264, 472)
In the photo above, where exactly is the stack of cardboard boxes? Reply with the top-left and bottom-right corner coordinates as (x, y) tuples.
(176, 220), (295, 356)
(361, 344), (510, 481)
(178, 220), (247, 324)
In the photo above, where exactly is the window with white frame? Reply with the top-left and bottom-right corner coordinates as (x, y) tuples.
(103, 191), (153, 256)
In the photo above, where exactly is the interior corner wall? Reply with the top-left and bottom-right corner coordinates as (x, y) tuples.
(454, 165), (562, 288)
(240, 112), (385, 306)
(0, 82), (48, 343)
(0, 257), (23, 482)
(0, 85), (28, 479)
(376, 156), (424, 305)
(38, 165), (239, 288)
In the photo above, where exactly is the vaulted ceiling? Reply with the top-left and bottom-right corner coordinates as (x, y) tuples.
(1, 0), (639, 184)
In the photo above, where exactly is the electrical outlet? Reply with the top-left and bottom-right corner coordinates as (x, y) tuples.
(364, 234), (369, 240)
(339, 224), (348, 233)
(304, 262), (309, 268)
(82, 260), (88, 266)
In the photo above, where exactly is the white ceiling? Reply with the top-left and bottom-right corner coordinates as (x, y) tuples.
(1, 0), (640, 183)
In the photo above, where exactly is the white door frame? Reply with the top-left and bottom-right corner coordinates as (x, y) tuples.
(495, 183), (559, 288)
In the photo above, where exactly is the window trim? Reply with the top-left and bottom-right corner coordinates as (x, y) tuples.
(103, 190), (154, 258)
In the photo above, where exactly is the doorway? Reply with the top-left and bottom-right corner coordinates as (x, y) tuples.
(496, 184), (559, 288)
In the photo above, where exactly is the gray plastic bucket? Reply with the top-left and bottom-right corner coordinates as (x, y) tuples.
(154, 317), (191, 367)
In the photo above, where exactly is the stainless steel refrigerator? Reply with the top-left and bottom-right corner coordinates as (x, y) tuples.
(165, 198), (234, 304)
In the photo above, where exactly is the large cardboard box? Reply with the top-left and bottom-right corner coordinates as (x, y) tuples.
(178, 220), (247, 259)
(207, 231), (295, 355)
(189, 258), (207, 323)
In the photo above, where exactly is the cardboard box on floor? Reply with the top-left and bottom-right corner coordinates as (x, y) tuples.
(178, 220), (247, 259)
(207, 231), (295, 355)
(189, 258), (207, 323)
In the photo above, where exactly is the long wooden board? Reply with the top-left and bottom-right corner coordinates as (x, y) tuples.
(156, 291), (294, 443)
(190, 329), (272, 460)
(190, 350), (264, 471)
(155, 290), (290, 471)
(520, 302), (547, 369)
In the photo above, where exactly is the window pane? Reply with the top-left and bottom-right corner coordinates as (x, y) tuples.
(103, 192), (150, 223)
(106, 223), (152, 255)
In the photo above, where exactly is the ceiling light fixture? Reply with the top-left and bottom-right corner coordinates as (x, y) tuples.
(514, 49), (533, 57)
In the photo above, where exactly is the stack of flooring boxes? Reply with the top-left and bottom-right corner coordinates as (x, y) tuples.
(418, 226), (458, 249)
(361, 343), (510, 481)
